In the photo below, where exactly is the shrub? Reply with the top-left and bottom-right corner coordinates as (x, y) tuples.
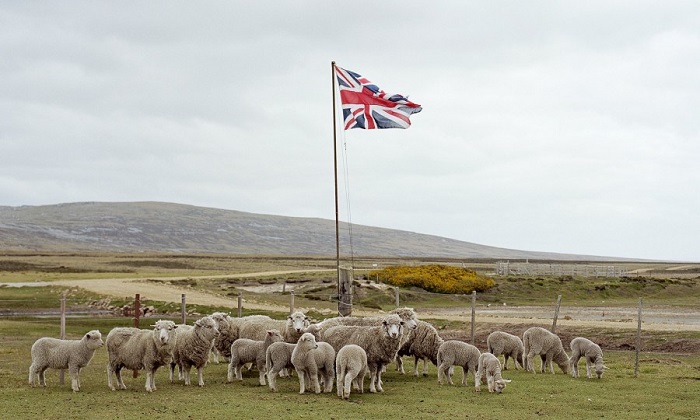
(368, 264), (496, 294)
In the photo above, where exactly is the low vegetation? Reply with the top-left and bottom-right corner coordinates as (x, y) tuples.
(368, 264), (496, 294)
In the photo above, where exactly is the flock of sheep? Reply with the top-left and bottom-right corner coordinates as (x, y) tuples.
(28, 307), (606, 398)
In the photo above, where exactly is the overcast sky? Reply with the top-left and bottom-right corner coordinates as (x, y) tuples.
(1, 1), (699, 261)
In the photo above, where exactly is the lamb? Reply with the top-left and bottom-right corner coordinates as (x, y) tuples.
(395, 320), (444, 376)
(227, 329), (283, 385)
(522, 327), (569, 374)
(170, 316), (220, 386)
(321, 314), (405, 393)
(475, 352), (511, 393)
(238, 311), (310, 344)
(265, 341), (297, 392)
(569, 337), (607, 379)
(291, 333), (336, 394)
(335, 344), (368, 400)
(436, 340), (481, 386)
(486, 331), (525, 370)
(106, 320), (178, 392)
(29, 330), (103, 392)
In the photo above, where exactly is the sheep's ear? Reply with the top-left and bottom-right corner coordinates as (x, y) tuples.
(603, 365), (610, 370)
(150, 324), (157, 328)
(400, 321), (405, 325)
(382, 320), (388, 326)
(85, 333), (92, 339)
(503, 379), (512, 383)
(173, 325), (178, 329)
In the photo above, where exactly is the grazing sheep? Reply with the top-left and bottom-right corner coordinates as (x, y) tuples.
(486, 331), (525, 370)
(475, 352), (511, 393)
(291, 333), (336, 394)
(522, 327), (569, 374)
(265, 342), (297, 392)
(395, 320), (444, 376)
(29, 330), (103, 392)
(106, 320), (178, 392)
(227, 330), (283, 385)
(315, 307), (418, 333)
(321, 314), (405, 393)
(569, 337), (606, 379)
(436, 340), (481, 386)
(336, 344), (368, 400)
(170, 316), (219, 386)
(238, 311), (310, 344)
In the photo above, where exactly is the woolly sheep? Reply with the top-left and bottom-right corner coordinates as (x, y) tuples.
(106, 320), (178, 392)
(569, 337), (607, 379)
(170, 316), (220, 386)
(321, 313), (405, 393)
(227, 329), (283, 385)
(29, 330), (103, 392)
(475, 352), (511, 393)
(335, 344), (368, 399)
(522, 327), (569, 374)
(238, 311), (310, 344)
(395, 320), (444, 377)
(265, 341), (297, 392)
(209, 312), (234, 363)
(486, 331), (524, 370)
(291, 333), (336, 394)
(436, 340), (481, 386)
(314, 307), (418, 333)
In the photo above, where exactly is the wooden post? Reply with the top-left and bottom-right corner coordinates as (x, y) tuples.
(59, 292), (66, 385)
(338, 266), (353, 316)
(290, 290), (295, 314)
(634, 297), (643, 377)
(237, 292), (243, 318)
(133, 293), (141, 378)
(551, 295), (562, 333)
(394, 287), (400, 308)
(470, 291), (476, 344)
(181, 294), (186, 325)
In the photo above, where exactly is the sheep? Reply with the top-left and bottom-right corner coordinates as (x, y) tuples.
(29, 330), (103, 392)
(314, 307), (418, 333)
(106, 320), (178, 392)
(335, 344), (368, 400)
(209, 312), (235, 363)
(321, 313), (405, 393)
(436, 340), (481, 386)
(227, 329), (283, 385)
(522, 327), (569, 374)
(169, 316), (220, 386)
(569, 337), (607, 379)
(265, 341), (297, 392)
(291, 333), (336, 394)
(395, 320), (444, 376)
(486, 331), (525, 370)
(475, 352), (511, 393)
(238, 311), (310, 344)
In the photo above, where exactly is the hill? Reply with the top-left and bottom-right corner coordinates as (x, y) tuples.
(0, 201), (627, 260)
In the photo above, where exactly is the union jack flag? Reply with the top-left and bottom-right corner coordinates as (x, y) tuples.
(335, 66), (422, 130)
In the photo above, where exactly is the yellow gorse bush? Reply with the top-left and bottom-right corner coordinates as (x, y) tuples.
(368, 264), (496, 294)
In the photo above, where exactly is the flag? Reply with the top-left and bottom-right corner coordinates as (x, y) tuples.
(335, 66), (422, 130)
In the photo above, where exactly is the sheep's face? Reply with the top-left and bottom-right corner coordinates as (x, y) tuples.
(84, 330), (104, 350)
(594, 358), (606, 379)
(492, 379), (510, 393)
(289, 312), (310, 334)
(382, 316), (404, 339)
(153, 320), (177, 345)
(297, 333), (318, 351)
(195, 317), (220, 339)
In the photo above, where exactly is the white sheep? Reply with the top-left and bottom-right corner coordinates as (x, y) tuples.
(321, 313), (405, 393)
(227, 329), (283, 385)
(522, 327), (569, 374)
(106, 320), (178, 392)
(335, 344), (368, 400)
(170, 316), (219, 386)
(436, 340), (481, 386)
(314, 307), (418, 333)
(395, 320), (444, 376)
(291, 333), (336, 394)
(238, 311), (310, 343)
(569, 337), (607, 379)
(209, 312), (234, 363)
(265, 341), (297, 392)
(486, 331), (524, 370)
(29, 330), (104, 392)
(475, 352), (511, 393)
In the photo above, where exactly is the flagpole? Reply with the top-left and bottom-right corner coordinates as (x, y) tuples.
(331, 61), (341, 314)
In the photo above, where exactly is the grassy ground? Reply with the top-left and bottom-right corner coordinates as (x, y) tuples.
(2, 317), (699, 419)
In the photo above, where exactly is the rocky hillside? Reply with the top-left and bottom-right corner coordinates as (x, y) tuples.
(0, 201), (615, 260)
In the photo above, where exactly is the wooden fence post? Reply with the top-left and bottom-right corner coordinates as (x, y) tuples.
(551, 295), (562, 333)
(290, 290), (295, 314)
(394, 287), (400, 308)
(59, 292), (66, 385)
(237, 292), (243, 318)
(470, 291), (476, 344)
(634, 297), (643, 377)
(181, 294), (186, 325)
(133, 293), (141, 378)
